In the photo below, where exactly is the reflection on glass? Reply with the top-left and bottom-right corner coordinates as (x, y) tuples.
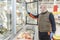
(14, 25), (35, 40)
(26, 2), (37, 24)
(57, 0), (60, 1)
(16, 0), (25, 3)
(16, 0), (36, 2)
(39, 0), (54, 1)
(16, 2), (25, 31)
(25, 0), (33, 2)
(0, 0), (12, 39)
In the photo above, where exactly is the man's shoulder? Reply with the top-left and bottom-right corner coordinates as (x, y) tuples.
(47, 12), (53, 16)
(48, 12), (52, 14)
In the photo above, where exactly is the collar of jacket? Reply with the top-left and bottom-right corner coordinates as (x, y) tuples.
(41, 10), (48, 14)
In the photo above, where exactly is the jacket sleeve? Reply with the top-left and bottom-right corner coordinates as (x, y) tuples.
(27, 12), (39, 19)
(49, 13), (56, 33)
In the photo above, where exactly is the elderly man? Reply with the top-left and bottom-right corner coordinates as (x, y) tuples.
(27, 4), (56, 40)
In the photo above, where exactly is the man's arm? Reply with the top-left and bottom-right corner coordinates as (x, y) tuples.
(27, 12), (39, 19)
(49, 13), (56, 33)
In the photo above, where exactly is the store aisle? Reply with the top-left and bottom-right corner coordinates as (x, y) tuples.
(55, 23), (60, 35)
(53, 23), (60, 40)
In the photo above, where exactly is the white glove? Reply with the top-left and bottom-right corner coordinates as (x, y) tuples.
(50, 32), (54, 39)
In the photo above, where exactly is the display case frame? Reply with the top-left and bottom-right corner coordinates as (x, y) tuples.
(26, 1), (38, 25)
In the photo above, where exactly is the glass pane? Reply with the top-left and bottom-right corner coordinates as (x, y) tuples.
(16, 1), (25, 31)
(16, 0), (25, 3)
(25, 0), (33, 2)
(14, 25), (35, 40)
(57, 0), (60, 1)
(39, 0), (54, 1)
(26, 2), (38, 24)
(0, 0), (12, 39)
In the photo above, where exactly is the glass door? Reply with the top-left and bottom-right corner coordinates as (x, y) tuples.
(16, 0), (26, 32)
(26, 2), (38, 25)
(0, 0), (13, 40)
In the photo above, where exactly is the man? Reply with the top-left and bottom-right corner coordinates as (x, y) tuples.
(27, 4), (56, 40)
